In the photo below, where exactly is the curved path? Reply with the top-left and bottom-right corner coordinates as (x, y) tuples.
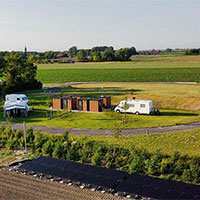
(9, 121), (200, 136)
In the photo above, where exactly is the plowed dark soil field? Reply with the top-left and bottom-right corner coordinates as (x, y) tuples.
(0, 169), (123, 200)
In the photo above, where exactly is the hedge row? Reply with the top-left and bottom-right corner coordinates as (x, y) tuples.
(0, 125), (200, 184)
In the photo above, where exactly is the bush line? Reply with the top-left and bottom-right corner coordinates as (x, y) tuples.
(0, 125), (200, 184)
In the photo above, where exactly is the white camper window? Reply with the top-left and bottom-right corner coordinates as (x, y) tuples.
(130, 104), (135, 107)
(17, 98), (20, 101)
(140, 104), (145, 108)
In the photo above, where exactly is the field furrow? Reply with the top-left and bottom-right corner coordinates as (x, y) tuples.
(0, 169), (123, 200)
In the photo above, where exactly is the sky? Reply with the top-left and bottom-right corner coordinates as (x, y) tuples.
(0, 0), (199, 51)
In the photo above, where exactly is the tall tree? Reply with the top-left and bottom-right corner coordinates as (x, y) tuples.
(76, 49), (87, 62)
(68, 46), (78, 57)
(1, 55), (42, 95)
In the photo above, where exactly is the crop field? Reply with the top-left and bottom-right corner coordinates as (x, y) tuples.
(36, 55), (200, 83)
(37, 68), (200, 83)
(37, 55), (200, 70)
(0, 170), (120, 200)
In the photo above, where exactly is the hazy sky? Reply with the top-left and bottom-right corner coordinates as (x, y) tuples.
(0, 0), (199, 51)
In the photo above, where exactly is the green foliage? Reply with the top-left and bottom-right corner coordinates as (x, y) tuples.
(1, 125), (200, 184)
(6, 138), (16, 150)
(76, 49), (88, 62)
(33, 132), (48, 152)
(91, 146), (104, 166)
(112, 121), (121, 139)
(42, 138), (54, 156)
(115, 47), (136, 61)
(52, 142), (64, 159)
(122, 98), (129, 124)
(68, 46), (78, 57)
(146, 155), (162, 175)
(46, 96), (52, 108)
(129, 152), (145, 173)
(185, 48), (200, 55)
(1, 55), (42, 95)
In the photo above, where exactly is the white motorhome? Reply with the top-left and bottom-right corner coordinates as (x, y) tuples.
(114, 99), (153, 115)
(5, 94), (28, 104)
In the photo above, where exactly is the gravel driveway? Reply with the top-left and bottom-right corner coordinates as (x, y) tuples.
(9, 121), (200, 136)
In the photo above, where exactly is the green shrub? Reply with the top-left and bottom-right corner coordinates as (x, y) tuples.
(146, 155), (162, 175)
(6, 138), (16, 150)
(1, 124), (200, 184)
(42, 139), (54, 156)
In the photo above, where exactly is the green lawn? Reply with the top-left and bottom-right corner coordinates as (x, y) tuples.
(70, 128), (200, 156)
(1, 82), (200, 129)
(68, 82), (200, 111)
(5, 109), (200, 130)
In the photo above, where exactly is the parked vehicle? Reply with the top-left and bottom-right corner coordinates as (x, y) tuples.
(5, 94), (28, 103)
(4, 94), (29, 117)
(4, 101), (29, 117)
(114, 99), (155, 115)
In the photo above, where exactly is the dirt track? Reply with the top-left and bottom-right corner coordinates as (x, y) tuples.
(0, 169), (123, 200)
(10, 121), (200, 136)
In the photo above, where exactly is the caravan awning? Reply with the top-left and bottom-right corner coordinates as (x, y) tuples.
(4, 104), (27, 111)
(4, 101), (29, 111)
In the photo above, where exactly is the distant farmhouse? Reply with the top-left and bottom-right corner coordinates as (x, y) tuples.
(139, 49), (160, 55)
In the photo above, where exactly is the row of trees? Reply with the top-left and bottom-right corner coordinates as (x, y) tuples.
(74, 46), (137, 62)
(0, 55), (42, 95)
(0, 51), (67, 64)
(1, 125), (200, 184)
(185, 48), (200, 55)
(0, 46), (137, 64)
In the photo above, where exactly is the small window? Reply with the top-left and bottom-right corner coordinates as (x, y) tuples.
(140, 104), (145, 108)
(17, 98), (20, 101)
(130, 104), (135, 107)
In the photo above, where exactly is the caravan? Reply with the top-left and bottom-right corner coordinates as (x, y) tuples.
(4, 94), (29, 118)
(114, 99), (153, 115)
(5, 94), (28, 104)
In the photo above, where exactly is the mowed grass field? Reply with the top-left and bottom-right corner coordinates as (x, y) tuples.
(0, 83), (199, 129)
(69, 82), (200, 111)
(37, 55), (200, 83)
(71, 128), (200, 156)
(6, 109), (199, 130)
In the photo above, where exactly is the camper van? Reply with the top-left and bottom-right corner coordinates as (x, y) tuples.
(5, 94), (28, 104)
(114, 99), (153, 115)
